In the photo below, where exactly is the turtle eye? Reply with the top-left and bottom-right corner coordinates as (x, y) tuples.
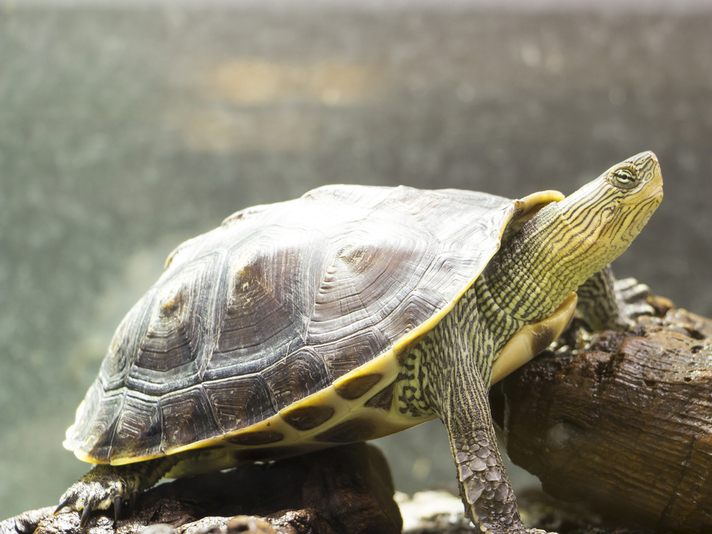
(609, 166), (638, 190)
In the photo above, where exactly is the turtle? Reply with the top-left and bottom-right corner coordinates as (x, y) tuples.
(55, 151), (663, 533)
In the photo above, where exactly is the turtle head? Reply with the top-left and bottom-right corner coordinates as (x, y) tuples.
(485, 152), (663, 323)
(554, 150), (663, 272)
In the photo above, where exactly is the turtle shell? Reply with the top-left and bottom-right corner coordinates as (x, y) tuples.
(64, 185), (562, 465)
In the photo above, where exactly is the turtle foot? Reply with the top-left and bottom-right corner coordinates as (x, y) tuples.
(54, 464), (138, 527)
(614, 277), (656, 321)
(54, 456), (177, 527)
(577, 268), (656, 331)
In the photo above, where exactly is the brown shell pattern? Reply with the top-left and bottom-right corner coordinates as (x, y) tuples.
(65, 185), (518, 463)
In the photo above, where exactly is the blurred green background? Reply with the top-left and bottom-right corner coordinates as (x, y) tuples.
(2, 0), (712, 519)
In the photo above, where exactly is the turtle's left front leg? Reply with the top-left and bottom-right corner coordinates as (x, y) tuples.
(437, 366), (551, 534)
(576, 265), (654, 331)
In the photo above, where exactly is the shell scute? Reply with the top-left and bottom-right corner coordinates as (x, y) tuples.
(281, 405), (336, 431)
(225, 430), (285, 446)
(111, 393), (161, 461)
(314, 418), (377, 444)
(216, 263), (296, 354)
(98, 289), (156, 392)
(65, 384), (117, 461)
(203, 374), (276, 433)
(261, 348), (331, 411)
(137, 287), (193, 371)
(364, 382), (396, 411)
(334, 373), (383, 400)
(317, 327), (389, 380)
(159, 386), (219, 452)
(307, 232), (429, 344)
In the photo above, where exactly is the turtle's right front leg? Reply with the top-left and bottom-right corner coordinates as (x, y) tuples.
(438, 367), (552, 534)
(55, 456), (177, 527)
(576, 265), (654, 331)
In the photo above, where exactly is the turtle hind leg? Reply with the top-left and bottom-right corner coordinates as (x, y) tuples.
(576, 265), (654, 331)
(55, 456), (178, 527)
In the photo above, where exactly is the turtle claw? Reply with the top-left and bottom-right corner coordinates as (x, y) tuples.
(54, 499), (70, 515)
(614, 277), (650, 301)
(614, 277), (656, 321)
(80, 505), (93, 528)
(114, 496), (123, 521)
(130, 491), (139, 509)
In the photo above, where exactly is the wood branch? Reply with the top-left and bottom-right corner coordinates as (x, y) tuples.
(0, 443), (402, 534)
(500, 296), (712, 533)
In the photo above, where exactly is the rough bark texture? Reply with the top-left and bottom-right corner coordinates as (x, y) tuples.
(0, 443), (401, 534)
(501, 296), (712, 533)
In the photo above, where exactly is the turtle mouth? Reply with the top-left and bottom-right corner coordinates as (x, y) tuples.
(647, 182), (664, 202)
(636, 180), (663, 212)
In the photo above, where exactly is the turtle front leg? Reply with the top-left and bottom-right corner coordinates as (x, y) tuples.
(576, 265), (654, 331)
(438, 369), (552, 534)
(55, 456), (177, 527)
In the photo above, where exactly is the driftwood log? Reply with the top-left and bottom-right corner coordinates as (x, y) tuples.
(499, 296), (712, 533)
(0, 443), (402, 534)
